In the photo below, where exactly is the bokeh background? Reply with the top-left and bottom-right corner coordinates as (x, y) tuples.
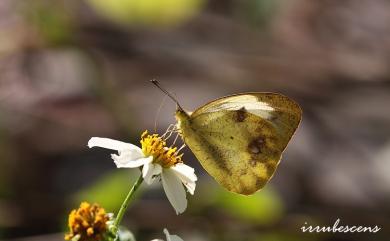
(1, 0), (390, 241)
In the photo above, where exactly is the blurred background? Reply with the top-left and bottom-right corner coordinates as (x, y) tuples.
(1, 0), (390, 241)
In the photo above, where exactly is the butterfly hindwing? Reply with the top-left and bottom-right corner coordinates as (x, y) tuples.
(176, 93), (302, 195)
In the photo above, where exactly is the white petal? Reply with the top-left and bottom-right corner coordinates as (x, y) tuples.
(113, 155), (152, 168)
(171, 164), (197, 182)
(88, 137), (139, 151)
(141, 158), (154, 180)
(181, 180), (196, 195)
(163, 229), (184, 241)
(161, 169), (187, 215)
(171, 163), (197, 195)
(143, 162), (162, 185)
(89, 137), (146, 166)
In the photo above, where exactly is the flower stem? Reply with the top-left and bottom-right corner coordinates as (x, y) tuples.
(112, 174), (143, 234)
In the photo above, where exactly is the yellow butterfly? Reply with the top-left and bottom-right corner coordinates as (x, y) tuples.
(152, 80), (302, 195)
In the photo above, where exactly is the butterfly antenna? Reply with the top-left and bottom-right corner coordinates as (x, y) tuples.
(154, 94), (167, 133)
(150, 79), (184, 111)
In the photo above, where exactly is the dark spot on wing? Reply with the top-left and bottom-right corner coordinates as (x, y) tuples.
(230, 136), (234, 140)
(235, 107), (247, 122)
(248, 145), (260, 154)
(248, 136), (265, 154)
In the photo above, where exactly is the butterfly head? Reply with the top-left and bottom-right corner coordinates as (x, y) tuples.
(175, 108), (191, 131)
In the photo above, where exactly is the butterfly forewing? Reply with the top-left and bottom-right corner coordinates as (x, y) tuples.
(177, 93), (302, 195)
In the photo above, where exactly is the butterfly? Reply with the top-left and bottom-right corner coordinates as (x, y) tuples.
(152, 80), (302, 195)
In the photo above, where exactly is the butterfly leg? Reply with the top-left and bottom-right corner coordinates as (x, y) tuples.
(172, 132), (181, 146)
(161, 124), (175, 139)
(176, 143), (186, 154)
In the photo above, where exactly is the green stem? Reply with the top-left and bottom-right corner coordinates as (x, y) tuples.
(112, 174), (143, 233)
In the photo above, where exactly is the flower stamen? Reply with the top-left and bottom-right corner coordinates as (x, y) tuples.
(65, 202), (109, 241)
(140, 130), (183, 168)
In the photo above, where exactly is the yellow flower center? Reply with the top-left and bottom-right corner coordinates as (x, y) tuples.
(65, 202), (109, 241)
(140, 130), (183, 168)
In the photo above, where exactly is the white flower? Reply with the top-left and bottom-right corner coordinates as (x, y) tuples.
(88, 131), (197, 214)
(151, 229), (184, 241)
